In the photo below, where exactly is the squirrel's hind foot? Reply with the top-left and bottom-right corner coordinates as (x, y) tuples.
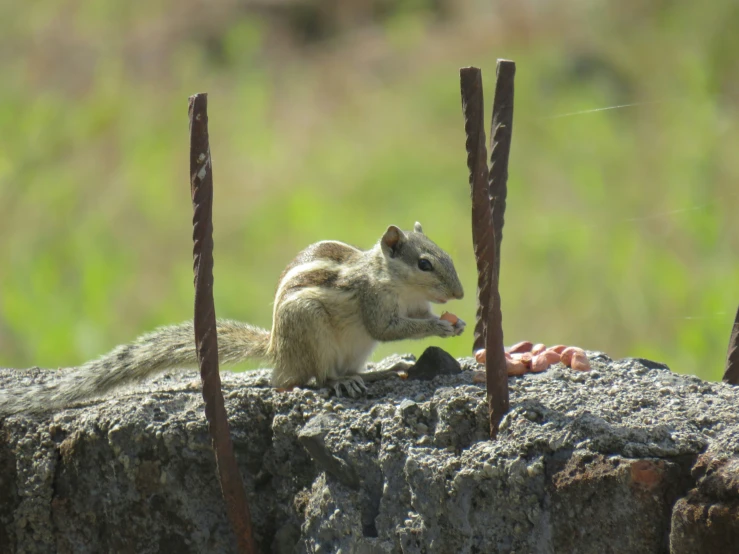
(328, 375), (367, 398)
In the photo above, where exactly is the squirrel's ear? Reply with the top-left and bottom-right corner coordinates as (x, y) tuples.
(381, 225), (405, 256)
(413, 222), (424, 234)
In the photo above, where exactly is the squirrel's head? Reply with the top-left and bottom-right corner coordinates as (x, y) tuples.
(380, 222), (464, 303)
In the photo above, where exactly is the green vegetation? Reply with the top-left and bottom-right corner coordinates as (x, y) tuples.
(1, 1), (738, 381)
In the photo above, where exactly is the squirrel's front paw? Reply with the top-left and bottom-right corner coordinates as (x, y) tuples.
(452, 317), (466, 337)
(433, 318), (456, 338)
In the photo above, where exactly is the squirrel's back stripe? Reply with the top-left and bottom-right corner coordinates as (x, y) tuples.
(278, 241), (359, 282)
(275, 260), (342, 307)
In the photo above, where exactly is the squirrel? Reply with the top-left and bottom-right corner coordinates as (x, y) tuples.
(0, 222), (465, 415)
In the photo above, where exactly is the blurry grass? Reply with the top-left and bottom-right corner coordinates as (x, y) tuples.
(1, 1), (738, 381)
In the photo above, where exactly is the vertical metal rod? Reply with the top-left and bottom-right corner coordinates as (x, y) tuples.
(460, 67), (509, 439)
(189, 93), (258, 553)
(723, 304), (739, 384)
(488, 59), (515, 284)
(461, 68), (494, 354)
(484, 59), (516, 437)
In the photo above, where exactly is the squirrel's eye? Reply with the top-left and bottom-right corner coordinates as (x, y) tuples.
(418, 259), (433, 272)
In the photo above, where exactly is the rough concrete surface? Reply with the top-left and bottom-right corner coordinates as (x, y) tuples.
(1, 352), (737, 553)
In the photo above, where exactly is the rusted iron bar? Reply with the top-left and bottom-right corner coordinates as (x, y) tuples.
(461, 68), (494, 354)
(484, 59), (516, 438)
(189, 93), (258, 554)
(484, 235), (508, 439)
(488, 60), (515, 283)
(723, 303), (739, 384)
(460, 67), (509, 439)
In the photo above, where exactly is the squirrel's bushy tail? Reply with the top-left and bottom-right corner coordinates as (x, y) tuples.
(0, 319), (270, 416)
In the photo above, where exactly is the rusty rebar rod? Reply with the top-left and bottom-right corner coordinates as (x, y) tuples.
(460, 67), (509, 439)
(189, 93), (258, 554)
(488, 60), (515, 284)
(484, 59), (516, 438)
(461, 68), (494, 354)
(723, 303), (739, 384)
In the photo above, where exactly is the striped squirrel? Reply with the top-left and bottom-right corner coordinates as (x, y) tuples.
(0, 222), (464, 415)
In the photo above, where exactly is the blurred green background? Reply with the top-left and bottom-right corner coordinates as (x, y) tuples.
(0, 0), (737, 381)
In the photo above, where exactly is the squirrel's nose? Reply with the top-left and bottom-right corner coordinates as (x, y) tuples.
(453, 287), (464, 300)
